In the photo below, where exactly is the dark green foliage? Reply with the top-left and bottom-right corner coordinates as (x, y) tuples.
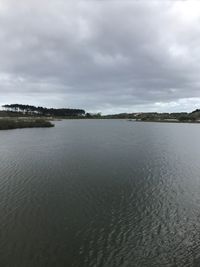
(103, 113), (136, 119)
(2, 104), (85, 117)
(191, 109), (200, 114)
(85, 113), (92, 118)
(0, 119), (54, 130)
(178, 116), (190, 121)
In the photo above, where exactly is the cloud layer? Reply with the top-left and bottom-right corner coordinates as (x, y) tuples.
(0, 0), (200, 113)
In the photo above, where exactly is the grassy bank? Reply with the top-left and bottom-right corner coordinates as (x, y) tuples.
(0, 118), (54, 130)
(136, 119), (200, 124)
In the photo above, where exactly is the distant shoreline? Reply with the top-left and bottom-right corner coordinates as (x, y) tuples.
(1, 104), (200, 122)
(135, 119), (200, 124)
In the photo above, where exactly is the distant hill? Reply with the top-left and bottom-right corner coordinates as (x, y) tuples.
(102, 109), (200, 122)
(190, 109), (200, 118)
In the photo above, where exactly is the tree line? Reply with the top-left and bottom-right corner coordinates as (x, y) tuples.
(2, 104), (85, 117)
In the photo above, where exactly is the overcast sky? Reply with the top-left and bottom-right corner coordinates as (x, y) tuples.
(0, 0), (200, 114)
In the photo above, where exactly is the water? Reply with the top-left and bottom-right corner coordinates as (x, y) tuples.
(1, 120), (200, 267)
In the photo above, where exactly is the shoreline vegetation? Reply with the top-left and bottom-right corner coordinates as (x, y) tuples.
(135, 119), (200, 124)
(0, 104), (200, 130)
(0, 118), (54, 130)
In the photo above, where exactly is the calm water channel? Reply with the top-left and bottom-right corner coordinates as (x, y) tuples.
(1, 120), (200, 266)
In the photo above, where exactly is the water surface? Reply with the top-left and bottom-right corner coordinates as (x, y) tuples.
(1, 120), (200, 266)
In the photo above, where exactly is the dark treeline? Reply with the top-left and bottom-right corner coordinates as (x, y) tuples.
(2, 104), (85, 117)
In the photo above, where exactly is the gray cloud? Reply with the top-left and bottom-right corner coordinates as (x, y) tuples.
(0, 0), (200, 113)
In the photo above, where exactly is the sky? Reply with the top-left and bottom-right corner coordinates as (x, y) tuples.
(0, 0), (200, 114)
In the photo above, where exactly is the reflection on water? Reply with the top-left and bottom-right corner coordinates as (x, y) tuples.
(1, 120), (200, 266)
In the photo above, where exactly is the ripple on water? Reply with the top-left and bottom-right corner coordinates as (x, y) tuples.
(1, 121), (200, 266)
